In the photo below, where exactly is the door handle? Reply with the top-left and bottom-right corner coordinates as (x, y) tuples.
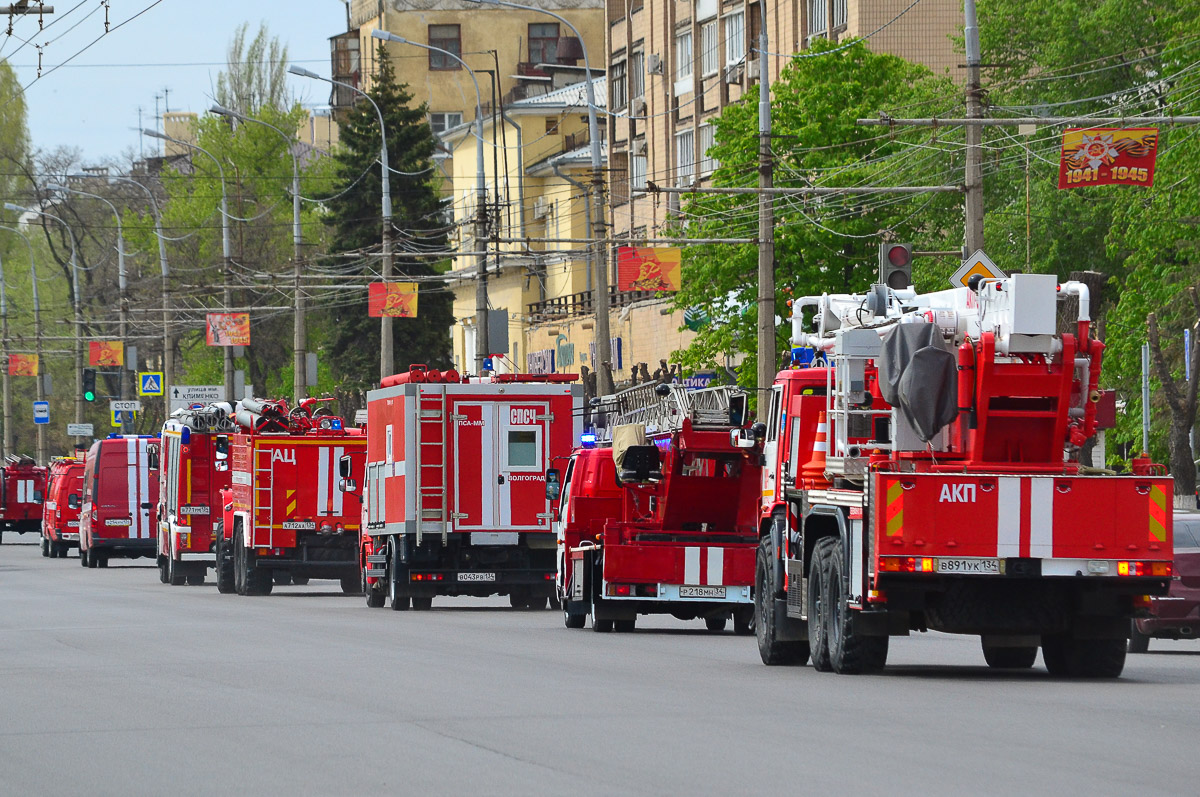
(497, 475), (505, 484)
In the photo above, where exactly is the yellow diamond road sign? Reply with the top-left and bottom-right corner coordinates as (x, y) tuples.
(950, 250), (1006, 288)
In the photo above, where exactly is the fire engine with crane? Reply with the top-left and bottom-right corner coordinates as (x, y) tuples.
(0, 455), (47, 544)
(752, 247), (1174, 677)
(359, 363), (581, 610)
(216, 397), (367, 596)
(152, 403), (235, 586)
(551, 382), (764, 633)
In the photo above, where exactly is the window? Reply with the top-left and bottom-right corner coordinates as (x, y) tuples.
(675, 129), (695, 186)
(507, 430), (539, 467)
(611, 59), (628, 109)
(808, 0), (846, 37)
(630, 50), (645, 100)
(631, 153), (647, 191)
(700, 20), (719, 76)
(696, 0), (717, 21)
(724, 12), (745, 67)
(429, 112), (463, 135)
(528, 22), (559, 65)
(699, 123), (717, 175)
(428, 24), (461, 70)
(674, 31), (693, 95)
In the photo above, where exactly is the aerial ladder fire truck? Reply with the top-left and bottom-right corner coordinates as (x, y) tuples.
(217, 397), (366, 596)
(553, 382), (764, 633)
(753, 267), (1174, 677)
(153, 403), (235, 586)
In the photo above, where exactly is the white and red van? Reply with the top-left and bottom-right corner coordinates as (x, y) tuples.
(79, 435), (160, 568)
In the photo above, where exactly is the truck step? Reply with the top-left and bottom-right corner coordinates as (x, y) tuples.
(366, 554), (388, 565)
(364, 567), (387, 578)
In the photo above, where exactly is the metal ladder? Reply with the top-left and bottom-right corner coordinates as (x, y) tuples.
(415, 387), (449, 546)
(253, 446), (274, 548)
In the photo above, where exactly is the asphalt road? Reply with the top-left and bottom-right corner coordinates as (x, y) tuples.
(2, 539), (1199, 797)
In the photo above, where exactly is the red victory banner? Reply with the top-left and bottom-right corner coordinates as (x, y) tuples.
(617, 246), (683, 292)
(1058, 127), (1158, 189)
(206, 313), (250, 346)
(368, 282), (419, 318)
(89, 340), (123, 367)
(7, 354), (38, 376)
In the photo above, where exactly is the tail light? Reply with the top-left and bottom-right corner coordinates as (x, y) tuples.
(1117, 561), (1171, 577)
(878, 556), (935, 573)
(409, 572), (444, 582)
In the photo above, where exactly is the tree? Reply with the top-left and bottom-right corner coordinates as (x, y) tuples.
(673, 40), (961, 389)
(215, 22), (291, 116)
(319, 44), (450, 389)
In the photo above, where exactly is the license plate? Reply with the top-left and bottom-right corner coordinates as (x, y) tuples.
(679, 585), (726, 599)
(282, 521), (316, 530)
(105, 518), (131, 526)
(180, 505), (210, 515)
(458, 572), (496, 582)
(937, 557), (1000, 575)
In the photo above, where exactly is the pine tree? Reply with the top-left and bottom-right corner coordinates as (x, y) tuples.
(321, 44), (450, 387)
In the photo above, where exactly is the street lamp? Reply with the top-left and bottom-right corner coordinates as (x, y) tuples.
(371, 28), (491, 375)
(46, 182), (131, 431)
(287, 64), (397, 381)
(210, 103), (307, 403)
(464, 0), (612, 393)
(5, 203), (85, 438)
(142, 129), (236, 403)
(0, 225), (45, 463)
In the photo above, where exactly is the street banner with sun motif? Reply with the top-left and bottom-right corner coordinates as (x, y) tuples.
(89, 341), (123, 367)
(8, 354), (38, 376)
(368, 282), (419, 317)
(1058, 127), (1157, 189)
(617, 247), (682, 292)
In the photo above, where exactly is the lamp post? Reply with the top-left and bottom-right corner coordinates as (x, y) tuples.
(5, 203), (84, 440)
(210, 104), (306, 403)
(47, 182), (130, 431)
(104, 174), (172, 417)
(142, 129), (236, 403)
(464, 0), (611, 393)
(0, 225), (47, 464)
(287, 64), (396, 381)
(371, 28), (490, 374)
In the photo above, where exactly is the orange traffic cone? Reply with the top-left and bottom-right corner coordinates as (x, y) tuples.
(802, 411), (831, 490)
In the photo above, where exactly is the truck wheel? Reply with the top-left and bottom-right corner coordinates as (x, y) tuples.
(590, 610), (613, 633)
(291, 575), (310, 586)
(705, 615), (727, 632)
(157, 555), (169, 583)
(215, 541), (235, 594)
(808, 537), (836, 672)
(755, 538), (808, 665)
(80, 548), (89, 567)
(41, 536), (49, 557)
(981, 641), (1037, 669)
(564, 604), (585, 629)
(388, 538), (409, 610)
(1042, 635), (1126, 678)
(236, 529), (272, 596)
(509, 589), (531, 610)
(826, 540), (888, 674)
(411, 596), (433, 611)
(233, 536), (246, 595)
(733, 606), (754, 636)
(96, 555), (108, 568)
(273, 572), (294, 586)
(1128, 620), (1150, 654)
(365, 565), (385, 609)
(168, 551), (186, 586)
(186, 572), (206, 586)
(615, 618), (636, 633)
(340, 576), (362, 595)
(87, 550), (99, 568)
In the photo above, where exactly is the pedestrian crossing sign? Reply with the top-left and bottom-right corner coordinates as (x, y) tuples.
(111, 409), (135, 427)
(139, 372), (164, 396)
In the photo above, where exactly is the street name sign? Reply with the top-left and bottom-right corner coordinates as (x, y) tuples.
(67, 423), (94, 436)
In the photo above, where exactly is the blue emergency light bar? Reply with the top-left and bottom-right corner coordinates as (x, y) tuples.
(580, 432), (597, 448)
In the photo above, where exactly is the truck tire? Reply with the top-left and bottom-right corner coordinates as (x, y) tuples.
(615, 618), (636, 633)
(96, 555), (108, 568)
(733, 606), (754, 636)
(705, 615), (727, 632)
(168, 551), (186, 586)
(808, 537), (836, 672)
(157, 555), (169, 583)
(215, 540), (235, 594)
(1128, 620), (1150, 653)
(826, 540), (888, 674)
(87, 550), (99, 568)
(80, 548), (89, 567)
(755, 536), (809, 665)
(365, 566), (385, 608)
(388, 538), (409, 610)
(509, 589), (531, 609)
(981, 640), (1038, 669)
(273, 572), (294, 586)
(41, 536), (49, 557)
(564, 604), (585, 629)
(236, 529), (273, 596)
(1042, 634), (1126, 678)
(411, 596), (433, 611)
(340, 576), (362, 595)
(291, 576), (310, 586)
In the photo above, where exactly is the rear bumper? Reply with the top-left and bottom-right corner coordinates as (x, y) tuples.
(2, 519), (41, 533)
(87, 538), (156, 556)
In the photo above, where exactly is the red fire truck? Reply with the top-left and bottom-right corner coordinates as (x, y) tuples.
(554, 384), (763, 633)
(217, 398), (367, 596)
(154, 404), (235, 586)
(0, 456), (48, 544)
(79, 435), (159, 567)
(360, 365), (581, 610)
(753, 272), (1173, 677)
(41, 457), (85, 558)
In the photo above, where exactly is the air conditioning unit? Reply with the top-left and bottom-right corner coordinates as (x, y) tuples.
(724, 63), (744, 85)
(533, 196), (550, 220)
(747, 58), (760, 81)
(646, 53), (663, 74)
(631, 97), (646, 116)
(631, 139), (647, 156)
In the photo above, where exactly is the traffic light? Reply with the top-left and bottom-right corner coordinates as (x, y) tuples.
(82, 368), (97, 402)
(879, 243), (913, 290)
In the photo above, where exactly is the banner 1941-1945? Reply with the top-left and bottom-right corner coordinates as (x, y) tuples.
(1058, 127), (1158, 189)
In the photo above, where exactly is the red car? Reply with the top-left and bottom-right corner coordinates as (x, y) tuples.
(1130, 513), (1200, 652)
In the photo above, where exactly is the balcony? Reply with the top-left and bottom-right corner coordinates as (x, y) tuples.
(527, 286), (663, 323)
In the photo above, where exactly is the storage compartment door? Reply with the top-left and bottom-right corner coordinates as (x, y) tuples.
(453, 403), (497, 528)
(497, 402), (550, 530)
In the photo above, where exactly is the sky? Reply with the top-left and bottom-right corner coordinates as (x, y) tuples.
(1, 0), (349, 164)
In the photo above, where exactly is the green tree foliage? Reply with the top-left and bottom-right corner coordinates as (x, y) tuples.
(215, 22), (292, 116)
(319, 45), (450, 388)
(673, 40), (961, 386)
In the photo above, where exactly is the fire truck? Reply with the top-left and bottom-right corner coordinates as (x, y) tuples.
(554, 383), (763, 632)
(42, 457), (84, 558)
(0, 455), (48, 544)
(217, 398), (367, 596)
(753, 272), (1174, 677)
(154, 404), (235, 586)
(360, 364), (581, 610)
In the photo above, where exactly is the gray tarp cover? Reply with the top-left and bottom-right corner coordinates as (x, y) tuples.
(877, 322), (959, 442)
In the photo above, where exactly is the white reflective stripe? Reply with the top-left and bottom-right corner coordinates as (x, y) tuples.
(1029, 478), (1054, 558)
(331, 447), (344, 516)
(684, 546), (701, 585)
(127, 438), (137, 539)
(706, 547), (724, 586)
(480, 407), (495, 525)
(317, 446), (330, 516)
(138, 441), (150, 539)
(997, 477), (1021, 557)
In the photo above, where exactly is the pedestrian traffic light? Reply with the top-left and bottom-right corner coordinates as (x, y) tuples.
(879, 243), (913, 290)
(82, 368), (97, 402)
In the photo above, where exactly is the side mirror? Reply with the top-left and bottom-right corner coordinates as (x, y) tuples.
(214, 435), (229, 461)
(339, 478), (358, 493)
(146, 443), (160, 471)
(214, 461), (229, 472)
(729, 428), (758, 449)
(339, 455), (352, 479)
(68, 494), (80, 510)
(545, 468), (562, 502)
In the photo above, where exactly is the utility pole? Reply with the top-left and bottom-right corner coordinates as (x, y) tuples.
(755, 0), (776, 402)
(0, 248), (11, 460)
(963, 0), (984, 253)
(3, 226), (47, 463)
